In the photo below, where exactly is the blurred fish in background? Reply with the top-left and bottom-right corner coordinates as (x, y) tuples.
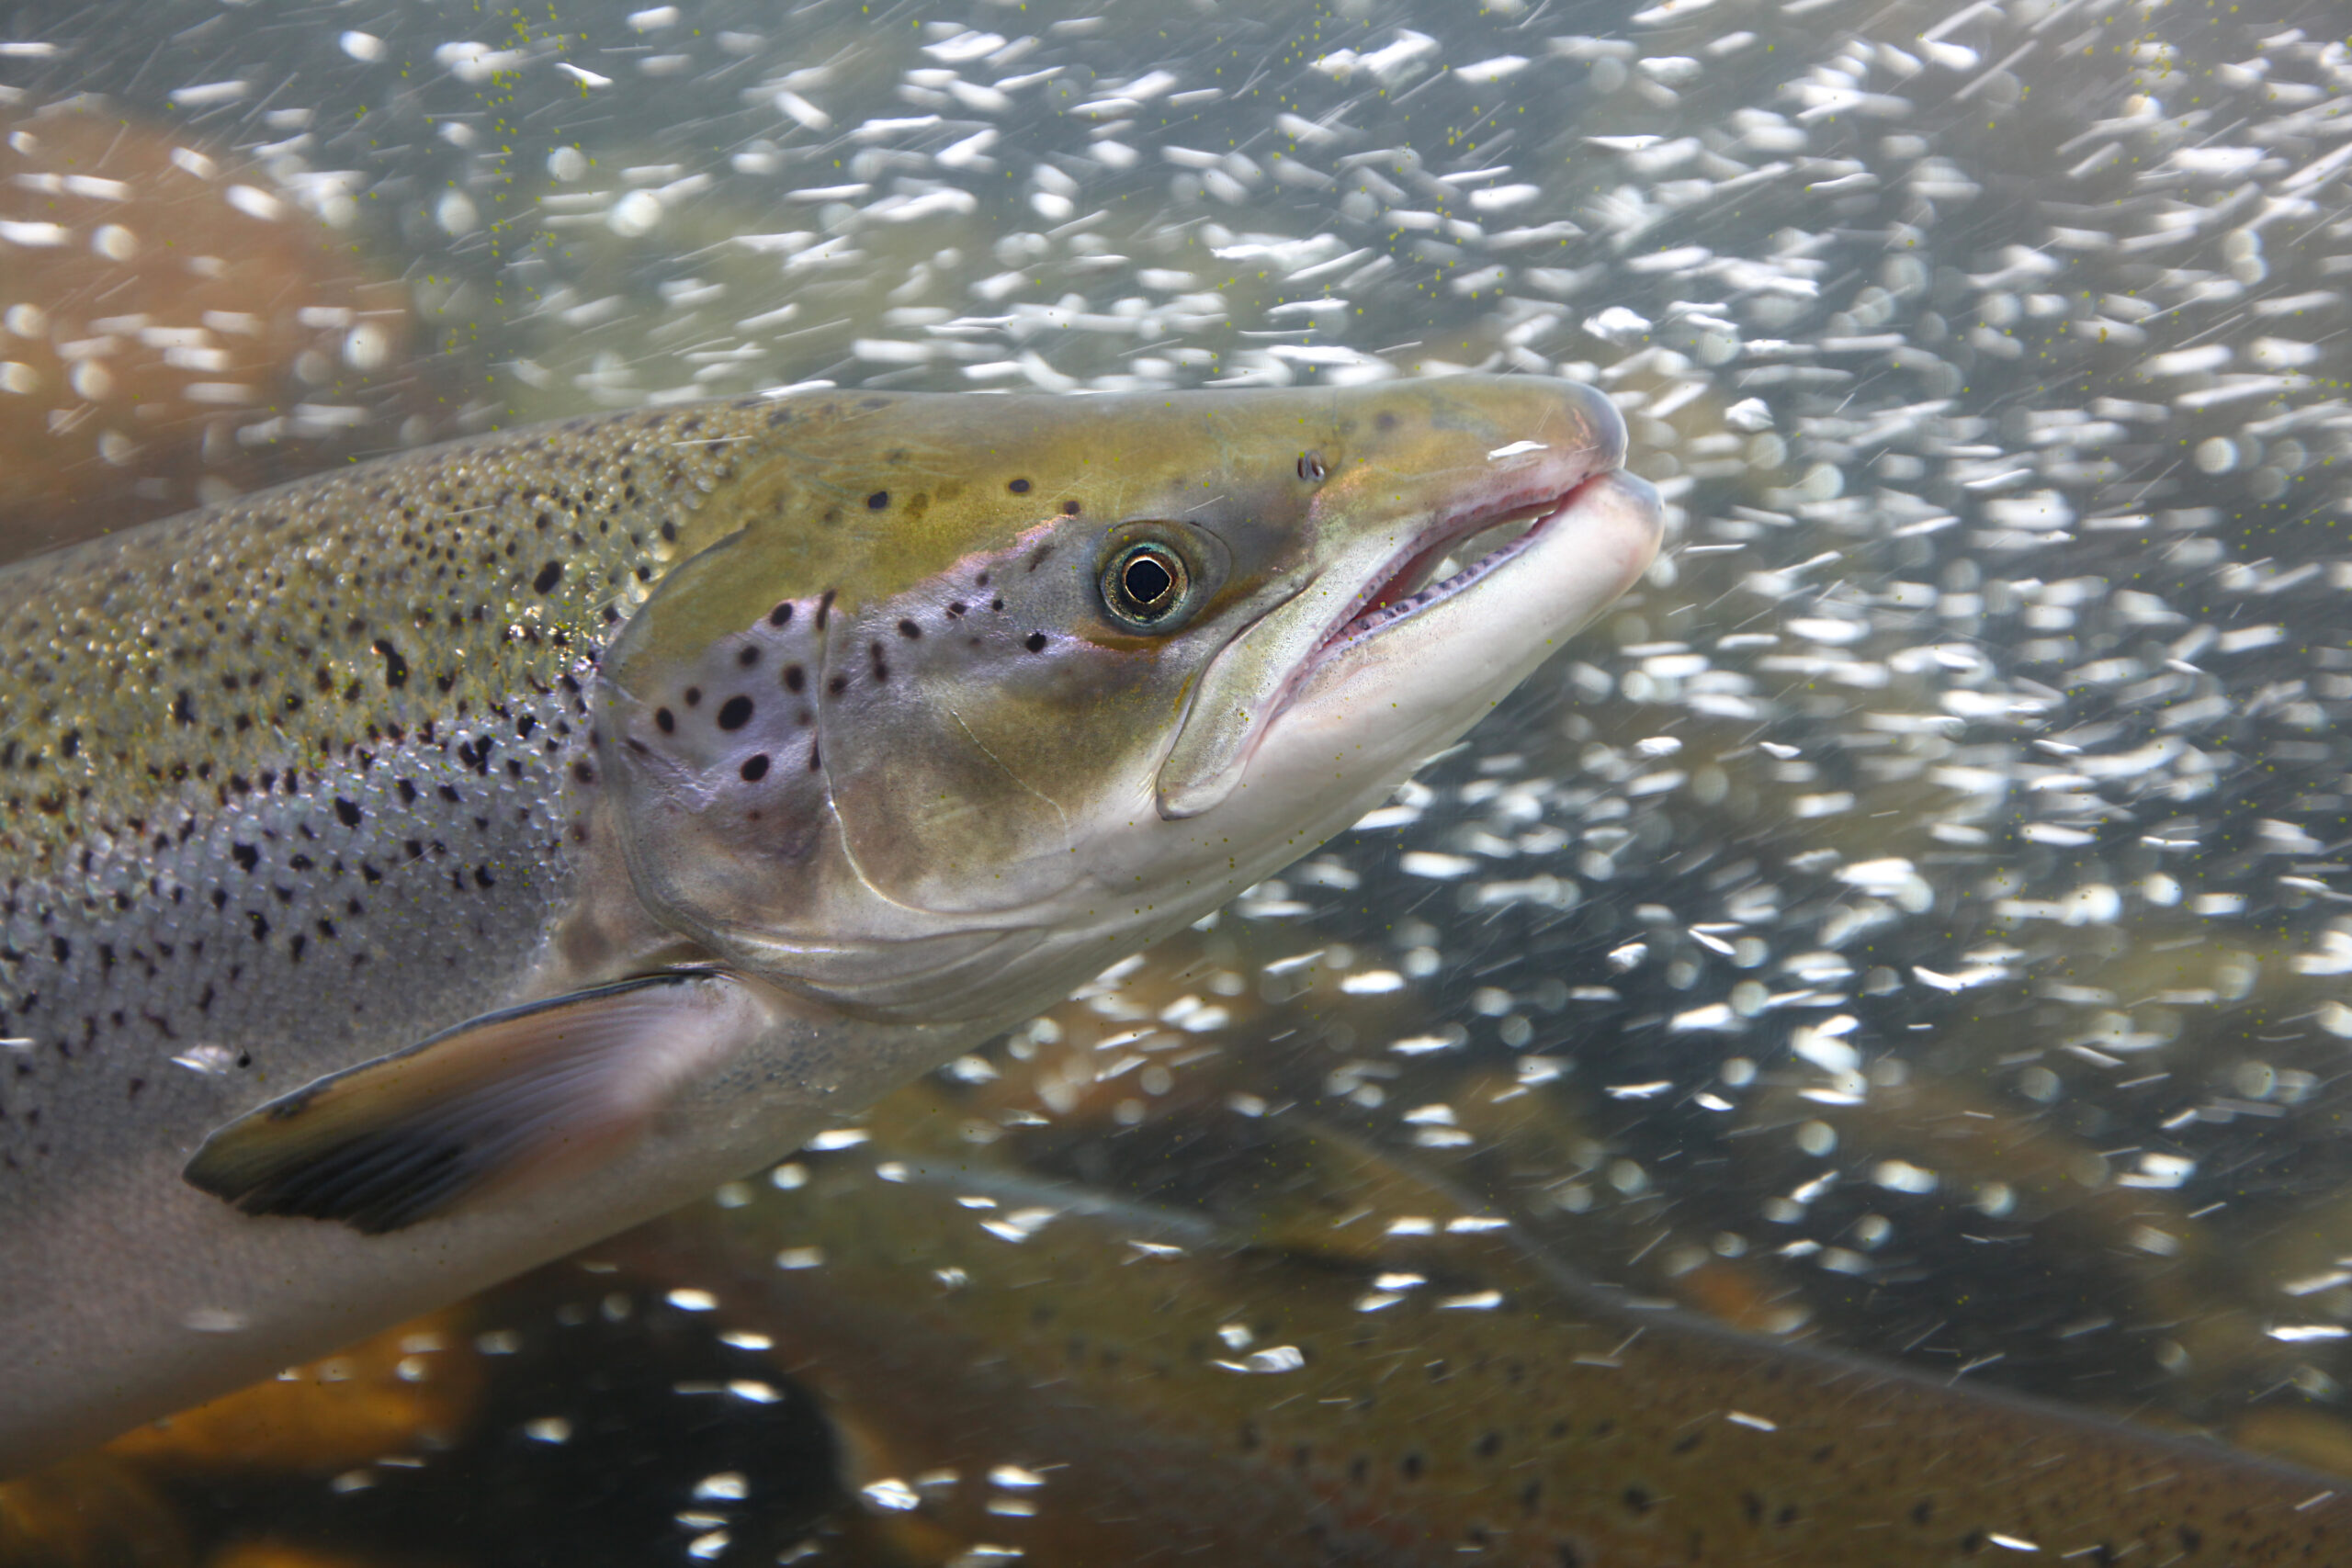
(0, 99), (420, 558)
(6, 0), (2352, 1561)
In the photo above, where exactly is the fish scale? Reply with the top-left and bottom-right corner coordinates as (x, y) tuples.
(0, 401), (765, 1158)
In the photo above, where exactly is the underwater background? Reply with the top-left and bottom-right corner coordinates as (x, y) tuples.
(6, 0), (2352, 1562)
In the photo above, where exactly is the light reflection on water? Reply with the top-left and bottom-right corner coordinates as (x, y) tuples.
(7, 0), (2352, 1559)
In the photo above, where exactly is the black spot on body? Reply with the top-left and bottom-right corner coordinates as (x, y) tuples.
(1061, 500), (1080, 515)
(1008, 478), (1030, 493)
(737, 646), (761, 668)
(373, 640), (408, 688)
(897, 618), (921, 639)
(533, 561), (563, 594)
(655, 708), (675, 734)
(334, 798), (362, 829)
(768, 602), (794, 628)
(172, 691), (195, 727)
(866, 491), (888, 510)
(1023, 632), (1048, 653)
(717, 695), (754, 730)
(740, 754), (770, 782)
(783, 664), (806, 694)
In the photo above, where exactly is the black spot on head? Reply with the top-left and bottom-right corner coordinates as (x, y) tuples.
(827, 674), (849, 697)
(740, 753), (770, 782)
(866, 491), (889, 511)
(717, 695), (754, 730)
(783, 664), (806, 694)
(946, 601), (966, 617)
(898, 618), (922, 639)
(684, 686), (702, 708)
(1008, 478), (1031, 493)
(737, 646), (761, 668)
(654, 707), (675, 734)
(1061, 500), (1080, 515)
(816, 589), (836, 630)
(768, 602), (794, 628)
(1023, 632), (1048, 653)
(533, 561), (563, 594)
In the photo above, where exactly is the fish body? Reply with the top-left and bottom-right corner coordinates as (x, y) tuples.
(0, 378), (1658, 1472)
(634, 1124), (2352, 1567)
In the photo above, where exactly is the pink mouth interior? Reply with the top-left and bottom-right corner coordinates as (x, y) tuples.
(1322, 486), (1581, 652)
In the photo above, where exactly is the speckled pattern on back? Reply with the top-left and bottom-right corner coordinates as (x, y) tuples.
(0, 396), (790, 1188)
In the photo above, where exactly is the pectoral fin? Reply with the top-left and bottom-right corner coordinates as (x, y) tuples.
(184, 972), (770, 1235)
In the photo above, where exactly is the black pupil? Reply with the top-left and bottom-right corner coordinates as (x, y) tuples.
(1123, 552), (1175, 608)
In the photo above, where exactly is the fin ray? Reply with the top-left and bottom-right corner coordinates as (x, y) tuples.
(184, 972), (767, 1235)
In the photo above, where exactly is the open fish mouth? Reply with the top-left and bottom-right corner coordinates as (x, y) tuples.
(1314, 479), (1604, 660)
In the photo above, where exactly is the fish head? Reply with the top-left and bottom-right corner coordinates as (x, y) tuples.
(599, 378), (1659, 1021)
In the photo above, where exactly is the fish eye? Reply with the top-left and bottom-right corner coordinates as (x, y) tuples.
(1101, 540), (1191, 628)
(1297, 451), (1328, 483)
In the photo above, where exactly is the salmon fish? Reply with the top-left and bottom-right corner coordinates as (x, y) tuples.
(619, 1115), (2352, 1567)
(0, 378), (1659, 1473)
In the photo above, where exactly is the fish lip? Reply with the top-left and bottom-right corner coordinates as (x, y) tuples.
(1304, 475), (1592, 667)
